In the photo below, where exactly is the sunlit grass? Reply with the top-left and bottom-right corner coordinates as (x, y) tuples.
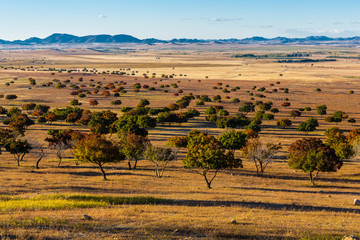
(0, 194), (172, 212)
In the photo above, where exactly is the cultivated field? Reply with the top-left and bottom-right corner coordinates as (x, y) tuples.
(0, 46), (360, 239)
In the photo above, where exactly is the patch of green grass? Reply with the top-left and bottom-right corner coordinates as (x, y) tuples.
(344, 76), (360, 79)
(0, 194), (173, 212)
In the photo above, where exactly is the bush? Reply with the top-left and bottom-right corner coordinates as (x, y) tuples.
(216, 117), (237, 128)
(297, 117), (319, 133)
(218, 109), (229, 116)
(70, 99), (81, 106)
(281, 102), (290, 108)
(262, 113), (274, 120)
(5, 95), (17, 100)
(238, 102), (255, 113)
(111, 100), (122, 105)
(316, 105), (327, 115)
(270, 108), (279, 114)
(277, 119), (292, 128)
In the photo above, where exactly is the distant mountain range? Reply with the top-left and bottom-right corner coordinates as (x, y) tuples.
(1, 33), (360, 46)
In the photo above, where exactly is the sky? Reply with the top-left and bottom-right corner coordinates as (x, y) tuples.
(1, 0), (360, 40)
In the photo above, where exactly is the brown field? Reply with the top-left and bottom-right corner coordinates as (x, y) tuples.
(1, 46), (360, 239)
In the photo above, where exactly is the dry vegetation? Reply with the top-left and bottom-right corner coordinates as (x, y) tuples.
(0, 47), (360, 239)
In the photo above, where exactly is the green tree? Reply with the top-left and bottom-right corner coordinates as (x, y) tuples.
(238, 102), (255, 113)
(218, 130), (247, 154)
(297, 117), (318, 134)
(73, 134), (125, 180)
(183, 131), (242, 189)
(288, 137), (342, 185)
(324, 127), (354, 159)
(4, 139), (32, 166)
(119, 133), (150, 170)
(138, 99), (150, 107)
(205, 106), (216, 115)
(277, 119), (292, 128)
(316, 105), (327, 115)
(290, 110), (301, 119)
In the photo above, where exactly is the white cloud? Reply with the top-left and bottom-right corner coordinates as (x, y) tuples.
(208, 17), (242, 22)
(98, 14), (107, 18)
(258, 25), (274, 28)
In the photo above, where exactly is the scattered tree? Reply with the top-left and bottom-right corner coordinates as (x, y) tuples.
(288, 137), (342, 185)
(73, 134), (125, 180)
(242, 138), (282, 176)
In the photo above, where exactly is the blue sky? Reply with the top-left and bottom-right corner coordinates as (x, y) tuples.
(1, 0), (360, 40)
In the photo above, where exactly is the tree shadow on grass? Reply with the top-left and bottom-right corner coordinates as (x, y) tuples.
(159, 198), (360, 214)
(232, 171), (360, 185)
(230, 186), (360, 196)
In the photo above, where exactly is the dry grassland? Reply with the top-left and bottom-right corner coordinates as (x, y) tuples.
(0, 47), (360, 239)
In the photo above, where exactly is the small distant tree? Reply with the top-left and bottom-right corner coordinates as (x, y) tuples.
(270, 108), (279, 114)
(138, 99), (150, 108)
(22, 103), (36, 111)
(288, 137), (342, 185)
(145, 146), (177, 178)
(73, 134), (125, 180)
(89, 99), (99, 107)
(4, 139), (32, 166)
(297, 117), (318, 134)
(205, 106), (217, 115)
(168, 104), (179, 111)
(281, 102), (291, 108)
(45, 113), (57, 124)
(277, 119), (292, 128)
(29, 78), (36, 86)
(316, 105), (327, 115)
(290, 110), (301, 119)
(242, 138), (282, 176)
(238, 102), (255, 113)
(111, 100), (122, 105)
(167, 136), (188, 148)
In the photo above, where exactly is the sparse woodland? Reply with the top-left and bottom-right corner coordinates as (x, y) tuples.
(0, 48), (360, 239)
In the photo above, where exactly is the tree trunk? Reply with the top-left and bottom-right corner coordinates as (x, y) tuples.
(309, 172), (315, 185)
(99, 163), (107, 180)
(36, 156), (43, 169)
(203, 172), (212, 189)
(154, 163), (159, 178)
(128, 161), (132, 170)
(203, 170), (219, 189)
(57, 157), (62, 167)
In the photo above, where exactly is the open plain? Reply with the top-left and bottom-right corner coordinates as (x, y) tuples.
(1, 46), (360, 239)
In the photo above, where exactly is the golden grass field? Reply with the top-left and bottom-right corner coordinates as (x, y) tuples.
(0, 47), (360, 239)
